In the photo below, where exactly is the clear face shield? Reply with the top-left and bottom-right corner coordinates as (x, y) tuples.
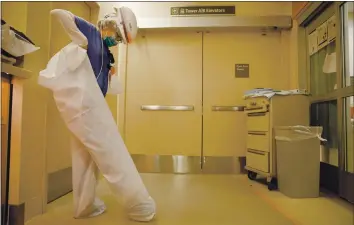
(98, 7), (138, 45)
(98, 17), (123, 47)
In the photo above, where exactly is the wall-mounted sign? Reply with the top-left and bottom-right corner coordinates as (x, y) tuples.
(235, 64), (249, 78)
(171, 6), (235, 16)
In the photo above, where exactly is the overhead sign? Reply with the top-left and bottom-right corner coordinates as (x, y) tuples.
(235, 64), (249, 78)
(171, 6), (235, 16)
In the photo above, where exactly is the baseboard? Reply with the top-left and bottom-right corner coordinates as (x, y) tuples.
(8, 203), (25, 225)
(47, 167), (73, 203)
(131, 154), (247, 174)
(46, 156), (246, 204)
(203, 156), (246, 174)
(339, 171), (354, 203)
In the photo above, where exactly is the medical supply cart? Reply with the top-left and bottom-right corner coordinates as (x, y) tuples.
(244, 94), (309, 190)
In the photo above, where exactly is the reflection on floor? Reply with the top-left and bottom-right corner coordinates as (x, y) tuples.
(26, 174), (353, 225)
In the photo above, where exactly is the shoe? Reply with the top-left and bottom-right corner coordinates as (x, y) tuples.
(128, 197), (156, 222)
(74, 197), (107, 219)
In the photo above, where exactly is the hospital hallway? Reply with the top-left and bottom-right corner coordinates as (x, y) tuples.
(2, 1), (354, 225)
(25, 174), (353, 225)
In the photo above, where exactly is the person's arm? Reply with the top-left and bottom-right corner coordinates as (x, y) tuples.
(50, 9), (88, 48)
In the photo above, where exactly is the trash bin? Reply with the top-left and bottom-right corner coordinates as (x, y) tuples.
(275, 126), (326, 198)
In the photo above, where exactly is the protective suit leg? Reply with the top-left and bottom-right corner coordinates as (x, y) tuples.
(71, 114), (156, 222)
(71, 136), (106, 218)
(39, 43), (156, 222)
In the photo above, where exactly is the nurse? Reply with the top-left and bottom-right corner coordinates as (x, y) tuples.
(50, 7), (156, 222)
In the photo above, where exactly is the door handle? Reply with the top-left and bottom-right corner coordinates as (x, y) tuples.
(211, 106), (245, 112)
(247, 149), (266, 155)
(248, 131), (267, 136)
(245, 106), (264, 111)
(141, 105), (194, 111)
(247, 112), (267, 117)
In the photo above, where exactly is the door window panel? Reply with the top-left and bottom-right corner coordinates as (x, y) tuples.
(341, 2), (354, 87)
(310, 100), (339, 166)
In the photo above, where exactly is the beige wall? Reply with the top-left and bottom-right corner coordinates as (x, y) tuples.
(46, 2), (91, 176)
(292, 1), (308, 18)
(289, 20), (300, 89)
(45, 2), (118, 176)
(99, 2), (292, 18)
(22, 2), (54, 220)
(2, 1), (50, 220)
(1, 2), (30, 209)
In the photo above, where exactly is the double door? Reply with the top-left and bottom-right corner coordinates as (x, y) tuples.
(124, 29), (283, 172)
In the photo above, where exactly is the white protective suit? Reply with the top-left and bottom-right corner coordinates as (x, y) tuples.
(38, 43), (156, 221)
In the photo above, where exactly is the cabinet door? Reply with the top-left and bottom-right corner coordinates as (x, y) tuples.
(246, 150), (269, 173)
(247, 113), (270, 132)
(247, 132), (270, 152)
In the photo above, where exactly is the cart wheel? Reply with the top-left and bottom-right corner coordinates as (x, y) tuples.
(267, 178), (278, 191)
(247, 171), (257, 180)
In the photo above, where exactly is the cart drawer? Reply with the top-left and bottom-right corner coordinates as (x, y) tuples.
(247, 132), (269, 152)
(247, 112), (269, 131)
(246, 149), (269, 173)
(245, 97), (270, 111)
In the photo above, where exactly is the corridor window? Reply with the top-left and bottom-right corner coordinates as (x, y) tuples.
(310, 40), (337, 95)
(341, 2), (354, 87)
(310, 100), (339, 166)
(308, 13), (338, 96)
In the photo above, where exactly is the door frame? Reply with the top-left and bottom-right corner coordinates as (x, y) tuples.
(118, 15), (292, 138)
(117, 15), (293, 174)
(337, 1), (354, 203)
(1, 74), (14, 225)
(297, 1), (354, 202)
(118, 28), (286, 175)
